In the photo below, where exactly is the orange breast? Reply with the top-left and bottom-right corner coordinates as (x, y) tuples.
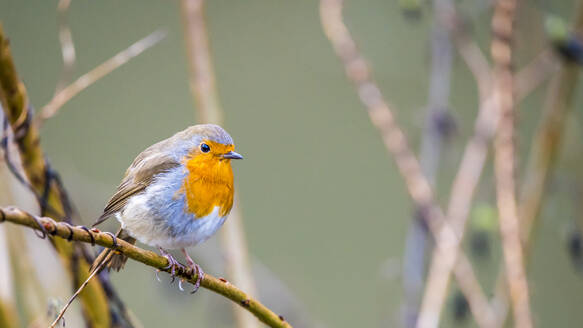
(182, 145), (235, 218)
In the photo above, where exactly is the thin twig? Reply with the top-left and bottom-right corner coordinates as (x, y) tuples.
(319, 2), (495, 328)
(0, 23), (114, 328)
(0, 206), (292, 328)
(180, 2), (259, 328)
(492, 2), (583, 325)
(55, 0), (76, 93)
(515, 49), (558, 100)
(450, 16), (493, 99)
(419, 10), (497, 325)
(39, 29), (167, 123)
(420, 13), (556, 328)
(49, 260), (101, 328)
(490, 0), (533, 327)
(402, 0), (455, 324)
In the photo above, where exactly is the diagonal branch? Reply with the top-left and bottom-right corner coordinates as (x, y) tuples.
(0, 206), (292, 328)
(319, 1), (495, 327)
(0, 23), (113, 328)
(39, 29), (166, 124)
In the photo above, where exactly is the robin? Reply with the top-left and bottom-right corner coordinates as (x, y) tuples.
(90, 124), (243, 291)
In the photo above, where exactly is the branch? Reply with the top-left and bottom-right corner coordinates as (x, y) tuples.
(181, 0), (222, 124)
(421, 10), (555, 328)
(0, 226), (19, 328)
(450, 14), (493, 101)
(180, 2), (259, 328)
(39, 29), (166, 123)
(402, 0), (455, 324)
(0, 206), (292, 328)
(318, 1), (495, 327)
(55, 0), (76, 93)
(0, 23), (115, 328)
(0, 301), (18, 328)
(492, 2), (583, 325)
(490, 0), (533, 327)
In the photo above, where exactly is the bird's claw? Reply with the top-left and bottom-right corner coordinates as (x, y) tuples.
(190, 262), (204, 294)
(158, 247), (179, 283)
(158, 248), (204, 294)
(181, 248), (204, 294)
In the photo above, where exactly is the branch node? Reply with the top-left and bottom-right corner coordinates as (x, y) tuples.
(44, 221), (57, 235)
(28, 210), (48, 239)
(64, 223), (74, 241)
(104, 231), (118, 248)
(78, 225), (95, 246)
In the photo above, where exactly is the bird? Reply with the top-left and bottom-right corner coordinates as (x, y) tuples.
(90, 124), (243, 291)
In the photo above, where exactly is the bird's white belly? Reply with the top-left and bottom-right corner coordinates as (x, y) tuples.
(119, 204), (226, 249)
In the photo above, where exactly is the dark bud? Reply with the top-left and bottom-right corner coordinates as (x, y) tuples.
(451, 290), (469, 322)
(470, 230), (491, 260)
(432, 108), (457, 140)
(567, 229), (583, 272)
(399, 0), (422, 20)
(545, 15), (583, 65)
(554, 37), (583, 65)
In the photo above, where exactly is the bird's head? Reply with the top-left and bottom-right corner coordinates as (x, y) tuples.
(178, 124), (242, 172)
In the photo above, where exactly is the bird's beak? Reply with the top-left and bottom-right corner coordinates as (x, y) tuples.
(222, 151), (243, 160)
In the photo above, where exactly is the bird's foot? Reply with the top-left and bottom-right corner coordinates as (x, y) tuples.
(158, 247), (180, 283)
(181, 248), (205, 294)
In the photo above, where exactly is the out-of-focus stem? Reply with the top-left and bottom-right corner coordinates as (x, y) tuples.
(6, 226), (47, 325)
(423, 24), (555, 328)
(0, 161), (20, 328)
(402, 0), (454, 325)
(0, 228), (19, 328)
(40, 30), (166, 123)
(319, 1), (495, 327)
(490, 0), (533, 327)
(221, 205), (259, 328)
(181, 0), (223, 125)
(492, 1), (583, 325)
(180, 2), (258, 328)
(519, 5), (583, 255)
(0, 23), (111, 328)
(55, 0), (75, 93)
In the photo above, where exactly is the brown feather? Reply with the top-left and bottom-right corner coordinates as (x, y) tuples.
(93, 142), (181, 227)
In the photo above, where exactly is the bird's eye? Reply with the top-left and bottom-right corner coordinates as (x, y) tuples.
(200, 143), (211, 153)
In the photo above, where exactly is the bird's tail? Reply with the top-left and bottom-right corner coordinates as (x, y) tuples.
(90, 228), (136, 272)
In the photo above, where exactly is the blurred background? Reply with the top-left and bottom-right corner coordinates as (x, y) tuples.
(1, 0), (583, 327)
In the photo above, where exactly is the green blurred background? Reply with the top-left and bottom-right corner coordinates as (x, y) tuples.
(2, 0), (583, 327)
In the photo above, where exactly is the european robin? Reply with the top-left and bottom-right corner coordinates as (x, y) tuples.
(91, 124), (242, 290)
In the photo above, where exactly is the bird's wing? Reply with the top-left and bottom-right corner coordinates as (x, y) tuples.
(93, 151), (181, 227)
